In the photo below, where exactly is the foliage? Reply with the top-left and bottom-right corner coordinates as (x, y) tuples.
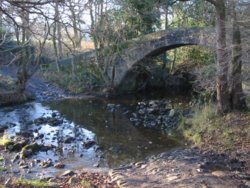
(44, 61), (105, 94)
(171, 0), (215, 27)
(96, 0), (162, 46)
(172, 46), (215, 66)
(192, 63), (217, 102)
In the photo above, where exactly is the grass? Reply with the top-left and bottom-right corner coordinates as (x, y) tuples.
(179, 103), (250, 151)
(179, 103), (217, 145)
(14, 179), (51, 187)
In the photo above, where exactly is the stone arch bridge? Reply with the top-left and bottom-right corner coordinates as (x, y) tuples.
(104, 27), (215, 87)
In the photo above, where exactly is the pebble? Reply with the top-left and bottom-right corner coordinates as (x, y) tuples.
(61, 170), (75, 176)
(41, 159), (53, 168)
(20, 165), (29, 169)
(211, 171), (227, 177)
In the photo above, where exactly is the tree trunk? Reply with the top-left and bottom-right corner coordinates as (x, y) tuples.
(53, 1), (60, 71)
(161, 2), (169, 69)
(57, 20), (63, 58)
(16, 53), (28, 93)
(230, 2), (247, 110)
(215, 1), (230, 114)
(52, 23), (60, 71)
(56, 0), (63, 59)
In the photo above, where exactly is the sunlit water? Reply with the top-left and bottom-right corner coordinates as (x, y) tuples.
(0, 96), (187, 178)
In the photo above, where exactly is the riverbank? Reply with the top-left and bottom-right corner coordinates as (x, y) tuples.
(0, 100), (249, 188)
(0, 67), (249, 188)
(109, 109), (250, 188)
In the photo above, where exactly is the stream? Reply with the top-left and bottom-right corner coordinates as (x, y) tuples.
(0, 96), (188, 179)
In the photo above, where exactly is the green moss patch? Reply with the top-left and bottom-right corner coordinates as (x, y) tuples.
(14, 179), (51, 187)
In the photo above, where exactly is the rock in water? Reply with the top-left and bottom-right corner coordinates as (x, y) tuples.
(169, 109), (175, 117)
(83, 140), (96, 149)
(54, 162), (65, 169)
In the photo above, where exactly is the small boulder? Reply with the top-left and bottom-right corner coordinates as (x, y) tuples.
(54, 162), (65, 169)
(64, 137), (75, 144)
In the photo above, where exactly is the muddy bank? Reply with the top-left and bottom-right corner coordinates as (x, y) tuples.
(110, 147), (250, 188)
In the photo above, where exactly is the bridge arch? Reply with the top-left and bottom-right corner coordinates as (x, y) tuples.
(105, 27), (215, 87)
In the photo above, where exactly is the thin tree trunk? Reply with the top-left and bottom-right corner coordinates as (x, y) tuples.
(57, 21), (63, 58)
(53, 1), (60, 71)
(55, 0), (63, 59)
(90, 3), (99, 63)
(52, 23), (60, 71)
(17, 9), (30, 95)
(230, 2), (247, 110)
(161, 2), (169, 69)
(171, 49), (177, 73)
(215, 1), (230, 113)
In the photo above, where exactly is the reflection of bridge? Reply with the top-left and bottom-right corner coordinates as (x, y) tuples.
(105, 27), (215, 86)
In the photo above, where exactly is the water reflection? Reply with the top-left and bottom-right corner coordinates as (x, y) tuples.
(48, 99), (182, 167)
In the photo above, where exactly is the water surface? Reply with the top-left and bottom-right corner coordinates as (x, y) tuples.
(0, 96), (185, 178)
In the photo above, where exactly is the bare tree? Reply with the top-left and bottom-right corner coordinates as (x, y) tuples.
(0, 0), (56, 105)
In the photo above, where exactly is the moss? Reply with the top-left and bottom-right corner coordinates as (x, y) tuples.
(0, 167), (7, 172)
(20, 143), (41, 159)
(0, 135), (14, 150)
(15, 179), (51, 187)
(22, 143), (40, 152)
(0, 135), (10, 146)
(80, 180), (94, 188)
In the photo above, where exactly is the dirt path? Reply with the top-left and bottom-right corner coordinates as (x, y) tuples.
(109, 148), (250, 188)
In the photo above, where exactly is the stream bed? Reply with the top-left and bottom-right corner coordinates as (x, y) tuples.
(0, 96), (188, 179)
